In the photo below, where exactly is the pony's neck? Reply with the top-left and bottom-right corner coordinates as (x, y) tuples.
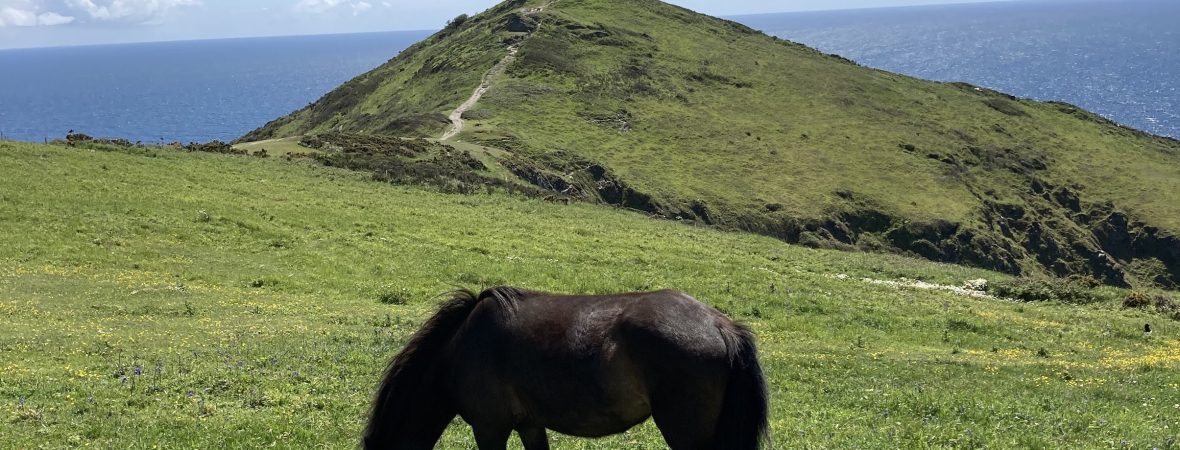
(365, 290), (483, 449)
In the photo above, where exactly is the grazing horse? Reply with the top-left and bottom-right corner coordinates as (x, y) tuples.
(363, 287), (769, 450)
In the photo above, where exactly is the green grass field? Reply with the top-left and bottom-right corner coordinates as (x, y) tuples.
(2, 141), (1178, 448)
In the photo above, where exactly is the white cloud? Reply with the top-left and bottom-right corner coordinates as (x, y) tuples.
(295, 0), (376, 16)
(294, 0), (344, 13)
(351, 1), (370, 16)
(65, 0), (199, 23)
(0, 6), (37, 26)
(37, 10), (74, 25)
(0, 2), (75, 27)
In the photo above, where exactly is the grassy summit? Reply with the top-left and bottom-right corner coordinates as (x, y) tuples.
(2, 141), (1179, 448)
(242, 0), (1180, 288)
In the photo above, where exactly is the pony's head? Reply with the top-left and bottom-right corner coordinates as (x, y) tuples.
(361, 291), (482, 449)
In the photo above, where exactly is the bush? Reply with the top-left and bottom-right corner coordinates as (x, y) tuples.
(987, 278), (1102, 305)
(798, 231), (828, 249)
(1123, 289), (1180, 316)
(1155, 294), (1179, 320)
(1068, 274), (1101, 288)
(184, 140), (242, 155)
(445, 14), (469, 30)
(1123, 291), (1152, 309)
(1123, 291), (1180, 320)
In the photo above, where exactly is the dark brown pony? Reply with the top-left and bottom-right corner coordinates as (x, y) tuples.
(363, 287), (769, 450)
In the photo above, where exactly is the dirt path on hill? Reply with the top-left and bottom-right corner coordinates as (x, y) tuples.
(440, 2), (555, 141)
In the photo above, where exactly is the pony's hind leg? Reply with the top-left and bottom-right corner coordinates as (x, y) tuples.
(517, 427), (550, 450)
(471, 425), (512, 450)
(649, 383), (726, 450)
(651, 408), (719, 450)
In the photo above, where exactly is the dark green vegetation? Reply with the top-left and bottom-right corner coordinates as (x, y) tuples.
(300, 133), (543, 195)
(3, 140), (1179, 448)
(244, 0), (1180, 289)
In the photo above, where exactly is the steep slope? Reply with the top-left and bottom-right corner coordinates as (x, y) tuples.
(242, 0), (1180, 288)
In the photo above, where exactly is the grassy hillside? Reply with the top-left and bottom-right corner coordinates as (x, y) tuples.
(2, 141), (1179, 448)
(239, 2), (531, 141)
(242, 0), (1180, 289)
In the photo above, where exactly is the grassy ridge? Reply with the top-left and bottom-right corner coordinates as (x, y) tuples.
(2, 141), (1178, 448)
(242, 0), (1180, 288)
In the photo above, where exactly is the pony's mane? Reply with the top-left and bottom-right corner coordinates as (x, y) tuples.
(478, 285), (524, 314)
(362, 287), (524, 447)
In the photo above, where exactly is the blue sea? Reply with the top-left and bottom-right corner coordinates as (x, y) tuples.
(0, 31), (429, 143)
(0, 0), (1176, 143)
(734, 0), (1180, 139)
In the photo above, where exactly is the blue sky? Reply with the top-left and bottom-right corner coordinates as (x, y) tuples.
(0, 0), (1005, 49)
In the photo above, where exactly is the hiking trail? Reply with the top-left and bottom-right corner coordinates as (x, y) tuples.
(441, 2), (555, 141)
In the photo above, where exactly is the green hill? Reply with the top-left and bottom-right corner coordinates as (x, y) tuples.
(2, 140), (1179, 448)
(242, 0), (1180, 289)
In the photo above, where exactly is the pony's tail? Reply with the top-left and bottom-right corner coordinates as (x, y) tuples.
(716, 324), (770, 450)
(362, 289), (484, 448)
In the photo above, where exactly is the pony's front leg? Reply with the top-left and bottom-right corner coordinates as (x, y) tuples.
(471, 425), (512, 450)
(518, 427), (550, 450)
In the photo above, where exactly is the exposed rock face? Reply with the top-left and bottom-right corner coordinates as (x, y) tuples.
(504, 13), (540, 33)
(499, 152), (663, 215)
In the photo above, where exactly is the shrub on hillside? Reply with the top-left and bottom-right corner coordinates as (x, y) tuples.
(1123, 291), (1152, 309)
(1153, 294), (1180, 320)
(1124, 290), (1180, 321)
(1068, 274), (1102, 288)
(445, 14), (469, 30)
(304, 132), (542, 197)
(184, 140), (242, 155)
(987, 278), (1102, 305)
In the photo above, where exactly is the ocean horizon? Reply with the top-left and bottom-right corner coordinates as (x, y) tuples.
(0, 30), (430, 143)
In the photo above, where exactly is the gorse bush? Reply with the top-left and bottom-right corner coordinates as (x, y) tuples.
(1123, 291), (1152, 309)
(1124, 290), (1180, 320)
